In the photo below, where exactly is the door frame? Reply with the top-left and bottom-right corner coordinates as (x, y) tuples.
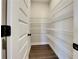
(1, 0), (7, 59)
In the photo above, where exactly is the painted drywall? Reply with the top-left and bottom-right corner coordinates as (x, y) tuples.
(31, 2), (49, 45)
(46, 0), (73, 59)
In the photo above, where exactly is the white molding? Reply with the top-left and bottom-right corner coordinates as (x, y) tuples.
(31, 42), (48, 45)
(48, 42), (60, 59)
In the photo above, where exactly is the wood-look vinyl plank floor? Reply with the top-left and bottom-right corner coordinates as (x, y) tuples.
(29, 44), (59, 59)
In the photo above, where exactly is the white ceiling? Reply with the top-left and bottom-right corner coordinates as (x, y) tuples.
(31, 0), (50, 3)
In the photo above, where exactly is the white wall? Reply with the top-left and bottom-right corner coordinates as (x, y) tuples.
(31, 1), (49, 45)
(46, 0), (73, 59)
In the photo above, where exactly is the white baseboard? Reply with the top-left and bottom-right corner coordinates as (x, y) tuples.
(48, 42), (60, 59)
(31, 42), (48, 45)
